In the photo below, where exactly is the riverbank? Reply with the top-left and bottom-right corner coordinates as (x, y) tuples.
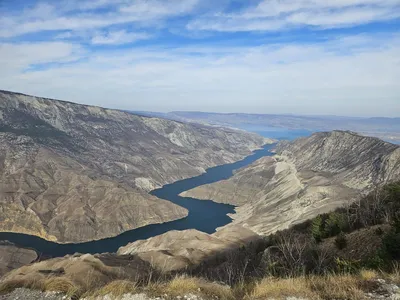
(0, 144), (275, 258)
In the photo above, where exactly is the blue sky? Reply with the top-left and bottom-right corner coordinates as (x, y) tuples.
(0, 0), (399, 116)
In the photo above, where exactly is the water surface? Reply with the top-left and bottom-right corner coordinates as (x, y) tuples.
(0, 144), (276, 257)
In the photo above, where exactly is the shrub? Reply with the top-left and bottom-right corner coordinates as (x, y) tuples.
(335, 258), (361, 273)
(325, 213), (349, 237)
(335, 232), (347, 250)
(365, 253), (386, 270)
(374, 227), (384, 236)
(382, 231), (400, 260)
(312, 216), (323, 242)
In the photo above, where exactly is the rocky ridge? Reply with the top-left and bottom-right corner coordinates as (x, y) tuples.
(182, 131), (400, 235)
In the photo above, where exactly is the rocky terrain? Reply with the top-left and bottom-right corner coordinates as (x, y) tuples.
(0, 242), (37, 277)
(182, 131), (400, 235)
(118, 225), (260, 272)
(0, 90), (268, 243)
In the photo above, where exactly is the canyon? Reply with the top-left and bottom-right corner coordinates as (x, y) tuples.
(0, 90), (269, 243)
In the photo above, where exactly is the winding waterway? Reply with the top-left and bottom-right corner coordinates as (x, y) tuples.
(0, 144), (276, 257)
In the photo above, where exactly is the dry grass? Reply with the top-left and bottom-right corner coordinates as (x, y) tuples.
(89, 280), (138, 298)
(387, 262), (400, 285)
(246, 277), (319, 300)
(162, 275), (233, 300)
(43, 277), (79, 297)
(0, 277), (44, 294)
(309, 274), (365, 300)
(359, 269), (379, 281)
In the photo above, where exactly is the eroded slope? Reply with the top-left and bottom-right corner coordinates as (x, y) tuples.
(182, 131), (400, 235)
(0, 90), (268, 243)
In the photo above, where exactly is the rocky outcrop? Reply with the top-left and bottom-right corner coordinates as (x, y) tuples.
(182, 131), (400, 235)
(0, 241), (37, 277)
(118, 225), (260, 271)
(0, 90), (268, 243)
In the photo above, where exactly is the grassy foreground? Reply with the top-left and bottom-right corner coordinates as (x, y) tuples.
(1, 268), (399, 299)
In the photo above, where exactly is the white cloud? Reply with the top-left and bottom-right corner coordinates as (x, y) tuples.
(0, 0), (201, 38)
(187, 0), (400, 32)
(0, 1), (399, 117)
(119, 0), (200, 17)
(91, 30), (151, 45)
(1, 34), (399, 116)
(0, 42), (84, 73)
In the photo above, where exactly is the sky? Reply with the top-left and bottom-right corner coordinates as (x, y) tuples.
(0, 0), (399, 117)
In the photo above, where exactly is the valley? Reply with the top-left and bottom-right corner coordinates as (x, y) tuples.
(0, 144), (275, 256)
(0, 90), (270, 244)
(0, 93), (399, 300)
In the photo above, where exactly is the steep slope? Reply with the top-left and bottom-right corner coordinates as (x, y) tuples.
(0, 242), (37, 277)
(0, 90), (268, 243)
(118, 225), (260, 271)
(182, 131), (400, 235)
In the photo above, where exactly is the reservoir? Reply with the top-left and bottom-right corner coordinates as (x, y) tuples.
(0, 144), (276, 257)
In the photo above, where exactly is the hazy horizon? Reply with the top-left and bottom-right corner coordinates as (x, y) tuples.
(1, 0), (399, 117)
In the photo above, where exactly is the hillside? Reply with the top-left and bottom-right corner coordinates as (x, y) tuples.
(0, 90), (268, 243)
(1, 182), (399, 299)
(182, 131), (400, 235)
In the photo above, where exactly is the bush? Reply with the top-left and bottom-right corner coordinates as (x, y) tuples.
(335, 232), (347, 250)
(324, 213), (349, 237)
(382, 231), (400, 260)
(311, 216), (323, 242)
(374, 227), (384, 236)
(335, 258), (361, 273)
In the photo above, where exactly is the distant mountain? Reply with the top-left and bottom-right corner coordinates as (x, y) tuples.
(163, 111), (400, 143)
(0, 90), (268, 243)
(182, 131), (400, 235)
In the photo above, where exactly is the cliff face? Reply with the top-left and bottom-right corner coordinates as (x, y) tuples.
(0, 90), (268, 243)
(182, 131), (400, 235)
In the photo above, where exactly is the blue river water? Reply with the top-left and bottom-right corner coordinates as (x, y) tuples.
(0, 127), (311, 257)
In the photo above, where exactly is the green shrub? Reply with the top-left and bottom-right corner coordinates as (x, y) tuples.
(364, 252), (387, 269)
(311, 216), (323, 242)
(334, 232), (347, 250)
(335, 257), (360, 273)
(382, 231), (400, 260)
(324, 213), (349, 237)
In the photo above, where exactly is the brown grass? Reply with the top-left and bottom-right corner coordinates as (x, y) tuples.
(0, 277), (44, 294)
(161, 275), (233, 300)
(2, 270), (400, 299)
(309, 274), (365, 300)
(43, 277), (79, 297)
(90, 280), (138, 298)
(359, 269), (379, 281)
(387, 262), (400, 285)
(246, 277), (319, 300)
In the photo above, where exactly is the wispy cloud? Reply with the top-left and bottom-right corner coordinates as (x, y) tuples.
(0, 0), (399, 116)
(187, 0), (400, 32)
(91, 30), (151, 45)
(0, 0), (201, 38)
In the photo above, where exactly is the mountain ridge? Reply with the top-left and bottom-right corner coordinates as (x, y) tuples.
(182, 130), (400, 235)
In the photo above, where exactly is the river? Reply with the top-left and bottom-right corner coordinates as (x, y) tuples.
(0, 144), (276, 257)
(0, 127), (313, 257)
